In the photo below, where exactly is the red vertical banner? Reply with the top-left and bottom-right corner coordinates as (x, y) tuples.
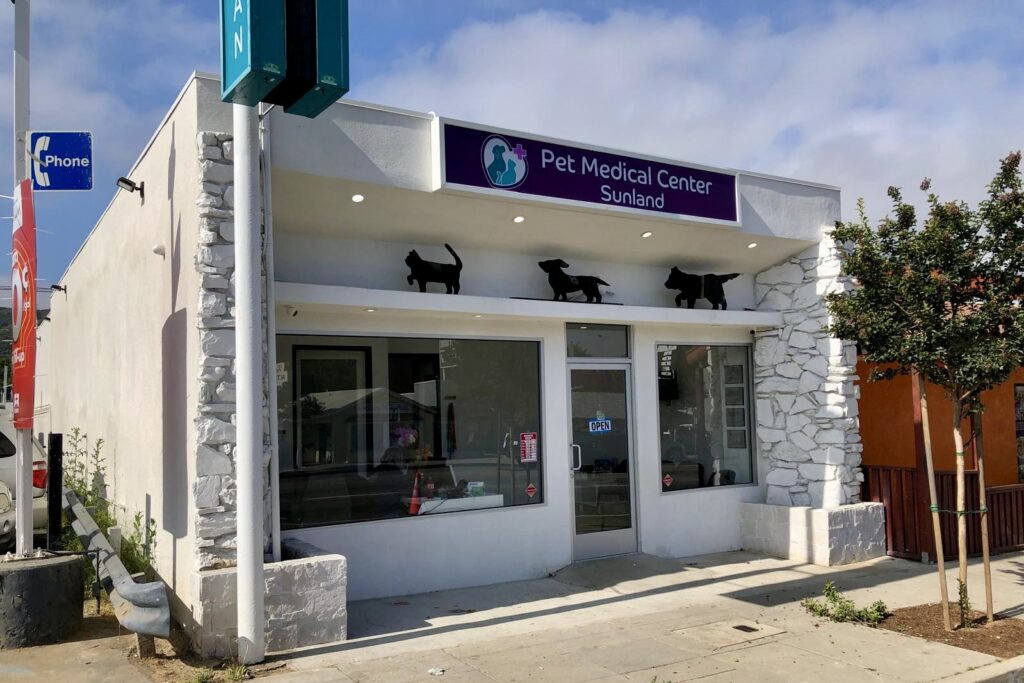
(11, 180), (36, 430)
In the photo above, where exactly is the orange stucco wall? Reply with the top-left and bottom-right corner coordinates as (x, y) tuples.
(858, 360), (1024, 486)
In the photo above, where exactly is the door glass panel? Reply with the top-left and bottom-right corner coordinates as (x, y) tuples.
(571, 368), (631, 535)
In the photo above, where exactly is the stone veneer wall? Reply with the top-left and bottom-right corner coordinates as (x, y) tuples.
(753, 241), (863, 508)
(191, 540), (348, 656)
(739, 502), (885, 565)
(193, 132), (272, 569)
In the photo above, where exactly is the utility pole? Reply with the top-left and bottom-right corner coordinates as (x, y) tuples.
(233, 102), (264, 664)
(12, 0), (33, 557)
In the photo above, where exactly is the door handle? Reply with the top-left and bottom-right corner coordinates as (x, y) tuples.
(571, 444), (582, 471)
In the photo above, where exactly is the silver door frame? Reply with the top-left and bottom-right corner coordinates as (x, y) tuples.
(566, 361), (639, 561)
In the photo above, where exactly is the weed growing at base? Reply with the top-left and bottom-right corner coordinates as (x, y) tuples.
(61, 427), (157, 592)
(802, 581), (888, 624)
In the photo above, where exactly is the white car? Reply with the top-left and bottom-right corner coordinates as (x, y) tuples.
(0, 430), (48, 550)
(0, 481), (14, 551)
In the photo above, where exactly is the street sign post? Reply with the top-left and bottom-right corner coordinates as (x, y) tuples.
(220, 0), (350, 663)
(11, 179), (37, 556)
(29, 131), (92, 191)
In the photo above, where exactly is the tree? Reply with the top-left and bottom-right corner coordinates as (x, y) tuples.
(827, 153), (1024, 629)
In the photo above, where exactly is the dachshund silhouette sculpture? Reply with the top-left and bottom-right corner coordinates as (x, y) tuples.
(664, 267), (739, 309)
(406, 244), (463, 294)
(538, 259), (609, 303)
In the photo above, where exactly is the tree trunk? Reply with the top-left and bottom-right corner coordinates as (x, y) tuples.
(972, 413), (994, 624)
(918, 372), (952, 631)
(952, 399), (970, 628)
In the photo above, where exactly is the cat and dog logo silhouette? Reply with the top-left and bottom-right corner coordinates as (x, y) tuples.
(481, 135), (527, 188)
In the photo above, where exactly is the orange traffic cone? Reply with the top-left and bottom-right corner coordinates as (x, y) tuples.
(408, 472), (422, 515)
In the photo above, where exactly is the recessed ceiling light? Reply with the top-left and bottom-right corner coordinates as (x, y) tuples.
(579, 325), (588, 330)
(364, 308), (376, 312)
(352, 194), (365, 203)
(641, 231), (653, 238)
(473, 314), (483, 318)
(513, 215), (525, 224)
(747, 242), (758, 249)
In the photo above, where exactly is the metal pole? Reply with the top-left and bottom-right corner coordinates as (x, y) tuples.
(46, 432), (62, 550)
(258, 104), (282, 563)
(12, 0), (33, 558)
(13, 0), (29, 184)
(15, 429), (32, 553)
(234, 103), (265, 664)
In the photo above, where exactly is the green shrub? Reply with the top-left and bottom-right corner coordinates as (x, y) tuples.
(60, 428), (157, 592)
(802, 581), (888, 624)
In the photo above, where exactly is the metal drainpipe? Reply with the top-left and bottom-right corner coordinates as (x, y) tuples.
(259, 104), (282, 563)
(234, 102), (265, 665)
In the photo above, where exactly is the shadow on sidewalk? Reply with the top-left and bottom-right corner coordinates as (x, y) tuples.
(277, 551), (938, 662)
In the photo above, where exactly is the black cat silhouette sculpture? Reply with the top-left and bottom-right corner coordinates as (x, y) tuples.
(538, 259), (609, 303)
(664, 267), (739, 309)
(406, 244), (463, 294)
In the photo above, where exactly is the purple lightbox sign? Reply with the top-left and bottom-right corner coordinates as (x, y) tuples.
(441, 123), (738, 223)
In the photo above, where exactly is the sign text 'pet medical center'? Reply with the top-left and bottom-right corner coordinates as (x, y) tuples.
(440, 122), (737, 223)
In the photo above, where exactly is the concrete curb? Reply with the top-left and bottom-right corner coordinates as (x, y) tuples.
(941, 655), (1024, 682)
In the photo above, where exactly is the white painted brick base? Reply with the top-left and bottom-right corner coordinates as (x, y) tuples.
(189, 548), (347, 657)
(740, 502), (886, 566)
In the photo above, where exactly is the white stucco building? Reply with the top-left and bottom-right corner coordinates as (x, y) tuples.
(34, 73), (883, 656)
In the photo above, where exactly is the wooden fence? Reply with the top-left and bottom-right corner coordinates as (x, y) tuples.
(862, 465), (1024, 561)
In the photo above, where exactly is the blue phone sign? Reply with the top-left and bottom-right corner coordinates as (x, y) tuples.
(29, 132), (92, 191)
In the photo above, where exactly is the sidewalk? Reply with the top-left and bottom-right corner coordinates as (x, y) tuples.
(274, 551), (1024, 682)
(1, 550), (1021, 682)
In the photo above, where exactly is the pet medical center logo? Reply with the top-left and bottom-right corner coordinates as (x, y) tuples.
(481, 135), (528, 189)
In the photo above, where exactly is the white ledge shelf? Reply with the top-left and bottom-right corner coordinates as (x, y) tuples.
(274, 282), (783, 329)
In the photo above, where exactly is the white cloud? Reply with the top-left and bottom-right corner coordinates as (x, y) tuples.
(356, 3), (1024, 224)
(0, 0), (218, 279)
(0, 0), (217, 186)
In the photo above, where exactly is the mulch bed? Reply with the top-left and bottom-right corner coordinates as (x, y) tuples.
(877, 603), (1024, 659)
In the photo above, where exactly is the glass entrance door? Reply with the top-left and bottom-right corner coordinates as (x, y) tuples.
(569, 365), (637, 560)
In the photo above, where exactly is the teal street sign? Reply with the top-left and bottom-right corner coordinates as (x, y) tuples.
(220, 0), (286, 105)
(283, 0), (350, 118)
(221, 0), (349, 118)
(264, 0), (349, 119)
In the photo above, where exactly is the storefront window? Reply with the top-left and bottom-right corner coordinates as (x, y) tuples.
(277, 336), (544, 528)
(656, 344), (753, 491)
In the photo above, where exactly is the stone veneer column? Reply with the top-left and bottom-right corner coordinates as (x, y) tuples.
(753, 241), (863, 508)
(193, 132), (272, 570)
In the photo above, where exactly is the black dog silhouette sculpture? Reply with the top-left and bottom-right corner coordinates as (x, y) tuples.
(538, 259), (609, 303)
(665, 267), (739, 309)
(406, 244), (463, 294)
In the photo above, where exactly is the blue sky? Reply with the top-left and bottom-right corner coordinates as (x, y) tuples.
(0, 0), (1021, 284)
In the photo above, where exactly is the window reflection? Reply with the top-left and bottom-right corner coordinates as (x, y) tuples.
(278, 336), (544, 529)
(657, 345), (754, 491)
